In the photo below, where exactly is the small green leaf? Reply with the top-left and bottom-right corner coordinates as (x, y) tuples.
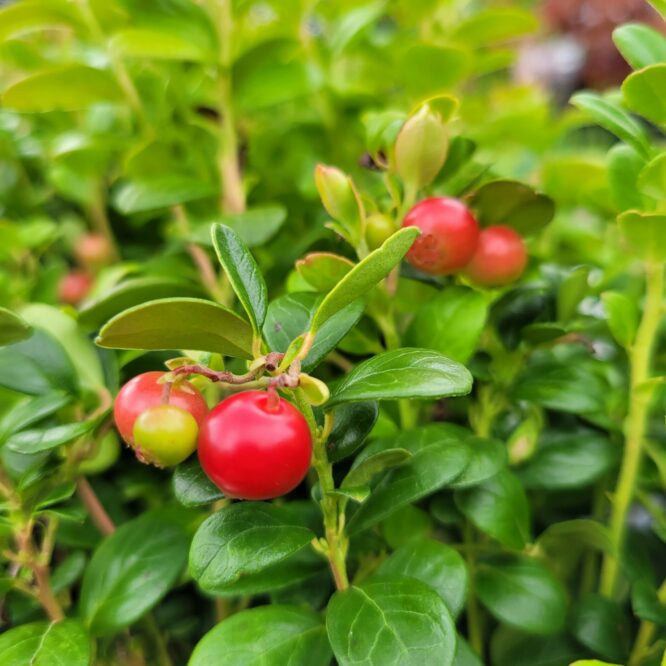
(111, 27), (213, 62)
(173, 458), (224, 507)
(570, 595), (630, 663)
(623, 64), (666, 126)
(190, 605), (331, 666)
(347, 424), (471, 534)
(0, 619), (90, 666)
(328, 348), (472, 407)
(96, 298), (253, 359)
(602, 291), (639, 347)
(263, 292), (363, 372)
(2, 65), (123, 111)
(327, 401), (379, 462)
(0, 0), (81, 42)
(406, 287), (488, 364)
(376, 540), (468, 617)
(0, 391), (70, 440)
(607, 144), (648, 211)
(518, 429), (618, 489)
(315, 164), (365, 245)
(192, 206), (287, 248)
(476, 557), (568, 635)
(613, 23), (666, 69)
(455, 471), (531, 549)
(638, 151), (666, 199)
(327, 577), (457, 666)
(6, 420), (97, 454)
(211, 224), (267, 336)
(189, 503), (314, 593)
(310, 227), (419, 333)
(571, 92), (651, 157)
(632, 579), (666, 625)
(557, 266), (589, 322)
(452, 7), (538, 44)
(449, 436), (507, 489)
(618, 210), (666, 262)
(80, 511), (188, 635)
(341, 448), (412, 489)
(79, 277), (206, 329)
(0, 307), (32, 346)
(295, 252), (354, 292)
(113, 177), (217, 214)
(469, 180), (555, 235)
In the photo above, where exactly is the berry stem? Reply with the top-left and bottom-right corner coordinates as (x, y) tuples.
(293, 390), (349, 590)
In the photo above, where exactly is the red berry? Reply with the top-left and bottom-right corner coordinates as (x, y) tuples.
(58, 271), (93, 305)
(113, 371), (208, 446)
(198, 391), (312, 500)
(401, 197), (480, 275)
(464, 225), (527, 287)
(75, 233), (113, 268)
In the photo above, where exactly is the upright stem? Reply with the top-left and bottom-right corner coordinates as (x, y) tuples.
(464, 523), (484, 658)
(216, 0), (245, 214)
(77, 477), (116, 536)
(293, 390), (349, 590)
(600, 262), (664, 598)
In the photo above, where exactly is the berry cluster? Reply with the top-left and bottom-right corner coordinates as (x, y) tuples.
(114, 372), (312, 500)
(402, 197), (528, 286)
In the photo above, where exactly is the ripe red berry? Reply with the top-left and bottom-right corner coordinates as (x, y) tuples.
(133, 404), (199, 467)
(464, 225), (527, 287)
(113, 371), (208, 446)
(401, 197), (480, 275)
(75, 232), (113, 268)
(58, 270), (93, 305)
(198, 391), (312, 500)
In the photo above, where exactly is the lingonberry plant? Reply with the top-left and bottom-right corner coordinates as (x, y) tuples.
(0, 0), (665, 665)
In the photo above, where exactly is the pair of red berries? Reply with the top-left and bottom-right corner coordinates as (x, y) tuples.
(402, 197), (527, 286)
(113, 372), (312, 500)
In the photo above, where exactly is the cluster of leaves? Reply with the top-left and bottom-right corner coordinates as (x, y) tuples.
(0, 1), (665, 665)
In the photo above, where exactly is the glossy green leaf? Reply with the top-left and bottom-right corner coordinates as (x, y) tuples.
(571, 92), (651, 157)
(79, 512), (189, 635)
(0, 619), (90, 666)
(406, 287), (488, 364)
(347, 424), (471, 534)
(295, 253), (354, 292)
(623, 64), (666, 126)
(0, 391), (70, 440)
(376, 540), (468, 617)
(341, 448), (412, 490)
(638, 151), (666, 199)
(327, 577), (457, 666)
(618, 210), (666, 262)
(189, 605), (331, 666)
(476, 558), (568, 635)
(328, 348), (472, 407)
(310, 227), (419, 333)
(263, 292), (364, 372)
(0, 306), (31, 345)
(469, 180), (555, 235)
(455, 471), (530, 549)
(211, 224), (267, 336)
(2, 65), (123, 111)
(96, 298), (253, 358)
(607, 144), (647, 211)
(602, 291), (639, 347)
(79, 278), (205, 329)
(570, 595), (630, 663)
(327, 401), (379, 462)
(613, 23), (666, 70)
(173, 458), (224, 507)
(189, 503), (314, 593)
(113, 177), (217, 214)
(450, 436), (507, 489)
(6, 420), (97, 454)
(518, 429), (618, 489)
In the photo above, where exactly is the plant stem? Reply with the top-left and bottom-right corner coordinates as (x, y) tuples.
(215, 0), (245, 214)
(464, 522), (484, 658)
(141, 614), (173, 666)
(599, 262), (664, 598)
(628, 578), (666, 666)
(77, 477), (116, 536)
(294, 390), (349, 590)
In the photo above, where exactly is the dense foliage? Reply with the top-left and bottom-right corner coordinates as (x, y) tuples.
(0, 1), (665, 665)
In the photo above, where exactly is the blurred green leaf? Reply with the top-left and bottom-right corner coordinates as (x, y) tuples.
(113, 177), (217, 214)
(638, 151), (666, 199)
(452, 7), (538, 45)
(192, 206), (287, 248)
(295, 253), (354, 292)
(0, 307), (31, 346)
(622, 64), (666, 126)
(111, 27), (213, 62)
(607, 144), (647, 211)
(570, 595), (630, 663)
(6, 419), (97, 454)
(602, 291), (639, 347)
(613, 23), (666, 70)
(0, 0), (81, 42)
(618, 210), (666, 262)
(96, 298), (253, 358)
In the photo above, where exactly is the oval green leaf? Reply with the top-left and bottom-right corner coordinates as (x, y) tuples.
(0, 307), (32, 346)
(173, 458), (224, 507)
